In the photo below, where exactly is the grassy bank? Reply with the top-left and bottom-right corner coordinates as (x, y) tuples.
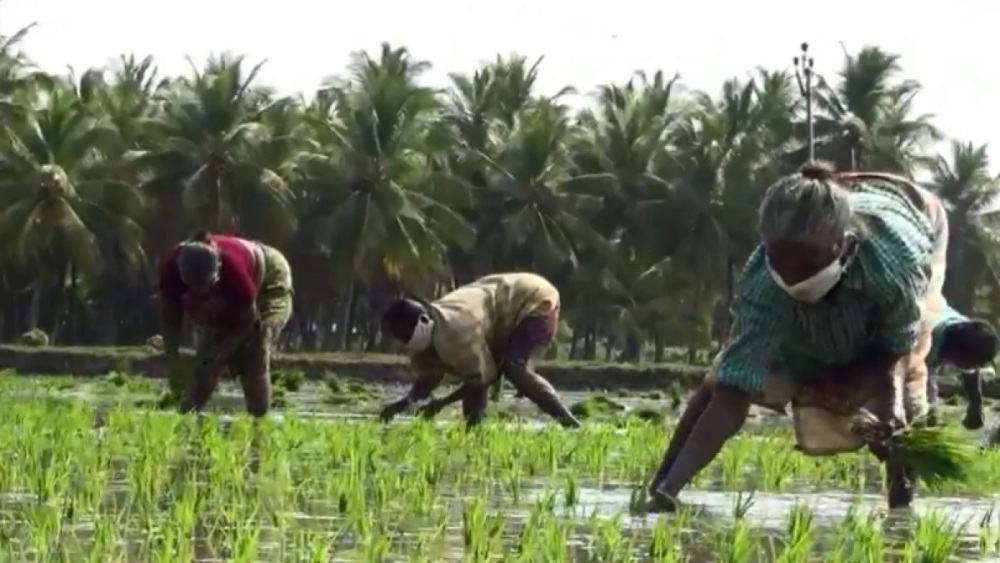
(0, 345), (995, 399)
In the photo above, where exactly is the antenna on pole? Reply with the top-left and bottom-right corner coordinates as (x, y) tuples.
(793, 42), (815, 162)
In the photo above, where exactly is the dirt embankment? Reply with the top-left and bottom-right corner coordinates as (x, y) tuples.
(0, 345), (993, 398)
(0, 345), (706, 391)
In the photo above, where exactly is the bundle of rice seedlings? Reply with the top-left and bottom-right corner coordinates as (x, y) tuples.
(889, 422), (979, 487)
(166, 356), (196, 397)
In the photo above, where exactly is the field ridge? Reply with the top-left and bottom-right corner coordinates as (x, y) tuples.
(0, 344), (994, 399)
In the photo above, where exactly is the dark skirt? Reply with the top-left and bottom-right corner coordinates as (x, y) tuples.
(502, 307), (559, 361)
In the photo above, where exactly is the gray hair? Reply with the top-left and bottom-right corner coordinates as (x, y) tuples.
(758, 161), (856, 244)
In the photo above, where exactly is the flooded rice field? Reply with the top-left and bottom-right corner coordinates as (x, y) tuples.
(0, 373), (999, 561)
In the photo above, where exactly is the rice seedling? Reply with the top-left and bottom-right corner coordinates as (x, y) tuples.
(0, 377), (996, 560)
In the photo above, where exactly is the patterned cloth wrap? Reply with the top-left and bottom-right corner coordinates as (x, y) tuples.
(708, 172), (947, 455)
(407, 272), (560, 389)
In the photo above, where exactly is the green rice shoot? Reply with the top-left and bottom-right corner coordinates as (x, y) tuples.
(892, 423), (979, 487)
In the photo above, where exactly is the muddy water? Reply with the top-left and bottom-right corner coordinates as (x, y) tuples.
(281, 483), (1000, 561)
(514, 485), (999, 561)
(10, 380), (988, 431)
(4, 388), (999, 560)
(4, 481), (997, 561)
(570, 485), (997, 533)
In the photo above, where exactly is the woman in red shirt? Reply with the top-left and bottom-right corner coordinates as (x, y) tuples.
(158, 231), (293, 416)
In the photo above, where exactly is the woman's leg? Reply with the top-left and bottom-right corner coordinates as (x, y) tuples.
(231, 322), (274, 418)
(239, 367), (272, 418)
(462, 383), (490, 428)
(651, 384), (751, 506)
(237, 283), (293, 418)
(489, 378), (504, 402)
(961, 369), (985, 430)
(648, 383), (714, 493)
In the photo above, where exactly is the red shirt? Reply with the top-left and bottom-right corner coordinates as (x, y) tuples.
(158, 234), (260, 328)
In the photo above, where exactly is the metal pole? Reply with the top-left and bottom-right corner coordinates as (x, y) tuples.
(793, 42), (816, 162)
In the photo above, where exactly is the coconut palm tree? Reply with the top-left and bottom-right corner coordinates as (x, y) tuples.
(295, 43), (474, 349)
(809, 46), (941, 175)
(0, 38), (988, 361)
(926, 140), (1000, 314)
(0, 78), (143, 335)
(126, 53), (296, 245)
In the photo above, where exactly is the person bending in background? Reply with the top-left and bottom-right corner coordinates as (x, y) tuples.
(926, 304), (998, 429)
(646, 164), (950, 512)
(378, 272), (581, 428)
(158, 231), (294, 417)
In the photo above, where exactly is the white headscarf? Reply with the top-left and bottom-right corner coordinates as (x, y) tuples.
(404, 314), (435, 352)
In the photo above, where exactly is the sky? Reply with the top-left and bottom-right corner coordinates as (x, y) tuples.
(3, 0), (1000, 176)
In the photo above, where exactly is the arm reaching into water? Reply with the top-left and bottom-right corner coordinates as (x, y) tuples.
(379, 352), (446, 422)
(209, 259), (259, 364)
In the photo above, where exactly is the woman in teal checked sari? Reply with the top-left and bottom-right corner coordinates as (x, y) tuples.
(647, 162), (996, 512)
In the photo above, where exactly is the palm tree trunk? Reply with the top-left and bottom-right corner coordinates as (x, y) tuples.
(337, 276), (357, 350)
(28, 284), (42, 331)
(67, 265), (79, 342)
(619, 333), (641, 362)
(654, 333), (665, 362)
(49, 265), (69, 343)
(583, 320), (597, 360)
(364, 317), (379, 351)
(946, 253), (985, 314)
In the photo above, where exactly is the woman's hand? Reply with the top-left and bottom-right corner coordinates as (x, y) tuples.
(379, 399), (411, 423)
(416, 398), (446, 419)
